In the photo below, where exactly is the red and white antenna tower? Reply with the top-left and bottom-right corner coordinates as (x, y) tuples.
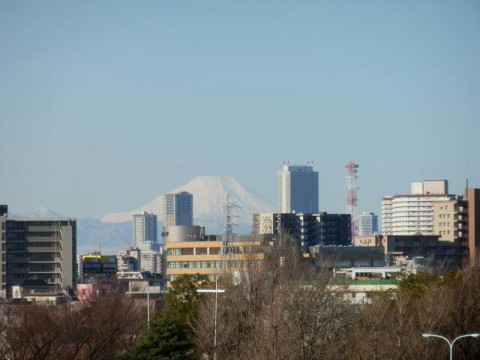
(345, 162), (359, 241)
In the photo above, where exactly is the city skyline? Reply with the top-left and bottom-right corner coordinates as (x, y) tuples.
(1, 1), (479, 219)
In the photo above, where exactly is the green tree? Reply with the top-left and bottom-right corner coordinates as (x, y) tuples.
(397, 272), (438, 298)
(126, 274), (209, 360)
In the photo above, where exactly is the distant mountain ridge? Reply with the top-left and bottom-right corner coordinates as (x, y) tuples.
(10, 208), (132, 255)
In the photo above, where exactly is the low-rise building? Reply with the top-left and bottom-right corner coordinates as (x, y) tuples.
(310, 245), (386, 268)
(355, 234), (467, 270)
(78, 253), (117, 283)
(77, 282), (113, 301)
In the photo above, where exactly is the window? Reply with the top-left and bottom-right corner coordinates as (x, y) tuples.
(182, 248), (194, 255)
(196, 247), (208, 255)
(167, 249), (181, 256)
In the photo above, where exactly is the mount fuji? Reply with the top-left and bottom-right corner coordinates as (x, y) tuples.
(102, 175), (275, 234)
(12, 176), (275, 254)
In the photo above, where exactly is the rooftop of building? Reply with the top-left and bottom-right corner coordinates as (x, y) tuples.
(382, 194), (456, 199)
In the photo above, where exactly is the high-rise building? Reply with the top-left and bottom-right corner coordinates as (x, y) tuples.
(278, 163), (319, 213)
(357, 212), (378, 235)
(465, 187), (480, 262)
(0, 210), (76, 298)
(382, 180), (454, 235)
(163, 192), (193, 227)
(133, 212), (158, 248)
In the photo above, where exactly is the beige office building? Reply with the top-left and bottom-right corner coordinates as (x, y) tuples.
(432, 198), (467, 243)
(164, 225), (264, 284)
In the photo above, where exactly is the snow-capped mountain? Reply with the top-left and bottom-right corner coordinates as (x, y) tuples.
(102, 175), (275, 233)
(10, 207), (66, 219)
(12, 176), (275, 253)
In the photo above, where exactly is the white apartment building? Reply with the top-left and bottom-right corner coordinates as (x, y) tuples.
(382, 180), (454, 235)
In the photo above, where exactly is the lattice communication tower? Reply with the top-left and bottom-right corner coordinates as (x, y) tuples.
(345, 162), (359, 240)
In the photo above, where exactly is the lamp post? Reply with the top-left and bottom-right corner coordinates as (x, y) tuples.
(197, 278), (225, 360)
(422, 333), (480, 360)
(147, 279), (150, 331)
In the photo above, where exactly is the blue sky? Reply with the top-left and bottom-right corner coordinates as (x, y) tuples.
(1, 0), (479, 218)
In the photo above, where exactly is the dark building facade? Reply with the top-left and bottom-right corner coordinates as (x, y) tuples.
(78, 253), (117, 283)
(384, 234), (468, 270)
(253, 212), (351, 250)
(310, 245), (385, 268)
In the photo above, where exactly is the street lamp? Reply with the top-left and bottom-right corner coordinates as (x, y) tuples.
(423, 333), (480, 360)
(197, 278), (225, 360)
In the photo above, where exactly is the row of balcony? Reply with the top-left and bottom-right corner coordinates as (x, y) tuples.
(6, 257), (62, 263)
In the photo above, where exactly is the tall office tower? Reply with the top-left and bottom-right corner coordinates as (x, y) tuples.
(358, 212), (378, 235)
(278, 163), (319, 213)
(163, 191), (193, 226)
(133, 212), (158, 248)
(0, 210), (76, 298)
(465, 188), (480, 262)
(382, 180), (454, 235)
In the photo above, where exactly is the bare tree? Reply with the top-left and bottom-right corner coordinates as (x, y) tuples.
(194, 235), (352, 360)
(0, 305), (65, 360)
(0, 292), (144, 360)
